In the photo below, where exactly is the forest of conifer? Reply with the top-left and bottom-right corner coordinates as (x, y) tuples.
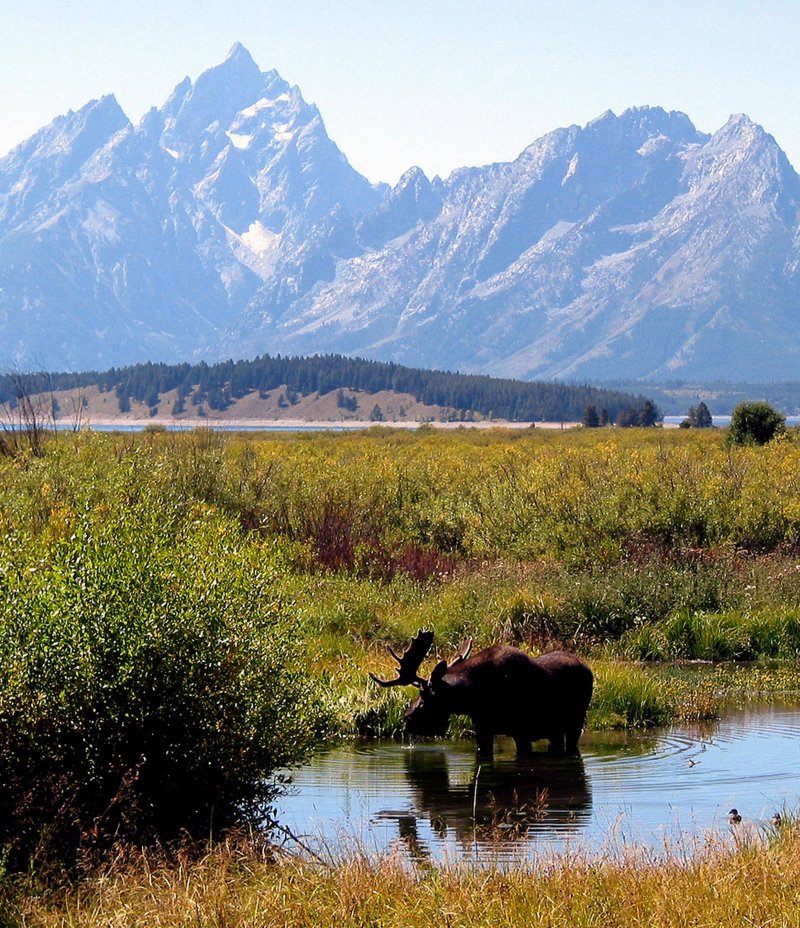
(0, 354), (654, 423)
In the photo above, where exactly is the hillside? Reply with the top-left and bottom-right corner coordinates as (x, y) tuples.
(0, 354), (654, 425)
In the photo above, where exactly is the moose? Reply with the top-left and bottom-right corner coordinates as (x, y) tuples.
(370, 630), (593, 759)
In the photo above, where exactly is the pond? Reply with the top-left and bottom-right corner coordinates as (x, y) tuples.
(275, 704), (800, 864)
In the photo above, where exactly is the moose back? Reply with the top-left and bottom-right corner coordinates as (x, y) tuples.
(370, 630), (593, 759)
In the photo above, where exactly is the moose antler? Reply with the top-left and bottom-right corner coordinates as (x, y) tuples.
(448, 637), (473, 667)
(369, 629), (435, 688)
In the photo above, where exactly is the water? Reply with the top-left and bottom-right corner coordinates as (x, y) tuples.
(275, 704), (800, 864)
(663, 416), (800, 427)
(16, 422), (350, 433)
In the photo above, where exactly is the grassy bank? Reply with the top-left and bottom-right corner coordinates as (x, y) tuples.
(5, 823), (800, 928)
(4, 426), (800, 744)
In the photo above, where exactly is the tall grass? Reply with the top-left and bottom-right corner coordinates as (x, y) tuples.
(6, 824), (800, 928)
(622, 608), (800, 660)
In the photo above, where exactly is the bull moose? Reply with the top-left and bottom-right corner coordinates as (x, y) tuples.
(370, 630), (593, 759)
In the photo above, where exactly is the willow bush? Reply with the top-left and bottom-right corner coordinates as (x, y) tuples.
(0, 494), (322, 871)
(8, 427), (800, 563)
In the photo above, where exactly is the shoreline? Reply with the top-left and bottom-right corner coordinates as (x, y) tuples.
(61, 416), (581, 431)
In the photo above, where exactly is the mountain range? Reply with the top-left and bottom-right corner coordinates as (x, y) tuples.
(2, 43), (799, 382)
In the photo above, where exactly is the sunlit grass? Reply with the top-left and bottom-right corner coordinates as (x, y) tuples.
(7, 820), (800, 928)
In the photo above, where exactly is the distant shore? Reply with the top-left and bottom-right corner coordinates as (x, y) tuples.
(65, 416), (580, 431)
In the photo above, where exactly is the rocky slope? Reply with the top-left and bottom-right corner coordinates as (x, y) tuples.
(2, 45), (799, 381)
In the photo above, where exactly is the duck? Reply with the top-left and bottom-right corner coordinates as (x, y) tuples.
(728, 808), (742, 825)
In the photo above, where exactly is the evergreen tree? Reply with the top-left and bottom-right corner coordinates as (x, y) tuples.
(582, 404), (600, 428)
(639, 399), (659, 427)
(681, 401), (713, 428)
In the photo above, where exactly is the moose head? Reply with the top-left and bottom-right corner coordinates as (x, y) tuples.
(370, 630), (473, 738)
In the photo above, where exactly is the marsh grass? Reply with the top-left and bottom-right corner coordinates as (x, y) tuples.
(6, 820), (800, 928)
(6, 428), (800, 879)
(621, 608), (800, 661)
(588, 664), (676, 729)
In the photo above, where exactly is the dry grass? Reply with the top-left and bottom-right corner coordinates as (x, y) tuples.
(7, 824), (800, 928)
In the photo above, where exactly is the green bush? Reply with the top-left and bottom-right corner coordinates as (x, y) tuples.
(0, 502), (322, 871)
(727, 402), (786, 446)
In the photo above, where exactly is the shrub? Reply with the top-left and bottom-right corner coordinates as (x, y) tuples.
(0, 503), (322, 871)
(727, 402), (786, 446)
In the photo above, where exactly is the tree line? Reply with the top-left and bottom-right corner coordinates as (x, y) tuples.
(0, 354), (656, 423)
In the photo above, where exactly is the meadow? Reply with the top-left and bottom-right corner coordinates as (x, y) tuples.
(2, 424), (800, 922)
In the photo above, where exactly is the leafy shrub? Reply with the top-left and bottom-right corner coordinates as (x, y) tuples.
(0, 503), (322, 871)
(727, 402), (786, 446)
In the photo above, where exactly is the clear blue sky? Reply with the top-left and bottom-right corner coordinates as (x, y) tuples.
(1, 0), (797, 185)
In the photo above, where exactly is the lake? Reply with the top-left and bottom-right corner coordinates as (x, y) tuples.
(275, 704), (800, 865)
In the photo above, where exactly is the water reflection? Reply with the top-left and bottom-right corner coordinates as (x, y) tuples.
(276, 705), (800, 864)
(377, 746), (593, 859)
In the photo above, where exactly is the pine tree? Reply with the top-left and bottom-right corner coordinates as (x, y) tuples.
(582, 404), (600, 428)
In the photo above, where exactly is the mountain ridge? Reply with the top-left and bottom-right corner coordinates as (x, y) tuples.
(1, 44), (799, 382)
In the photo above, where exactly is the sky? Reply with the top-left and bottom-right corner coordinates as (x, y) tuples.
(1, 0), (798, 185)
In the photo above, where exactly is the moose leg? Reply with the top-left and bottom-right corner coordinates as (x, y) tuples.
(564, 720), (585, 755)
(547, 731), (567, 755)
(476, 730), (495, 759)
(513, 735), (533, 757)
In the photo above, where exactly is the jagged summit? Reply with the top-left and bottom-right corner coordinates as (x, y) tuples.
(225, 41), (257, 66)
(1, 93), (129, 166)
(156, 48), (270, 150)
(0, 51), (799, 382)
(722, 112), (759, 130)
(0, 94), (130, 227)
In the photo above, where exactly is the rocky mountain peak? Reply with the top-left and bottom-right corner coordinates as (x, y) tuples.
(358, 165), (440, 248)
(0, 94), (130, 223)
(157, 46), (273, 153)
(225, 41), (257, 69)
(580, 106), (703, 155)
(685, 112), (799, 203)
(1, 94), (128, 171)
(1, 51), (800, 383)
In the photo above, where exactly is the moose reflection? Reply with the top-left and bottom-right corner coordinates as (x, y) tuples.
(376, 744), (593, 858)
(370, 630), (593, 758)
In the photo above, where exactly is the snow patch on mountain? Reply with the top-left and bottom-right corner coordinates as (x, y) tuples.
(225, 131), (253, 150)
